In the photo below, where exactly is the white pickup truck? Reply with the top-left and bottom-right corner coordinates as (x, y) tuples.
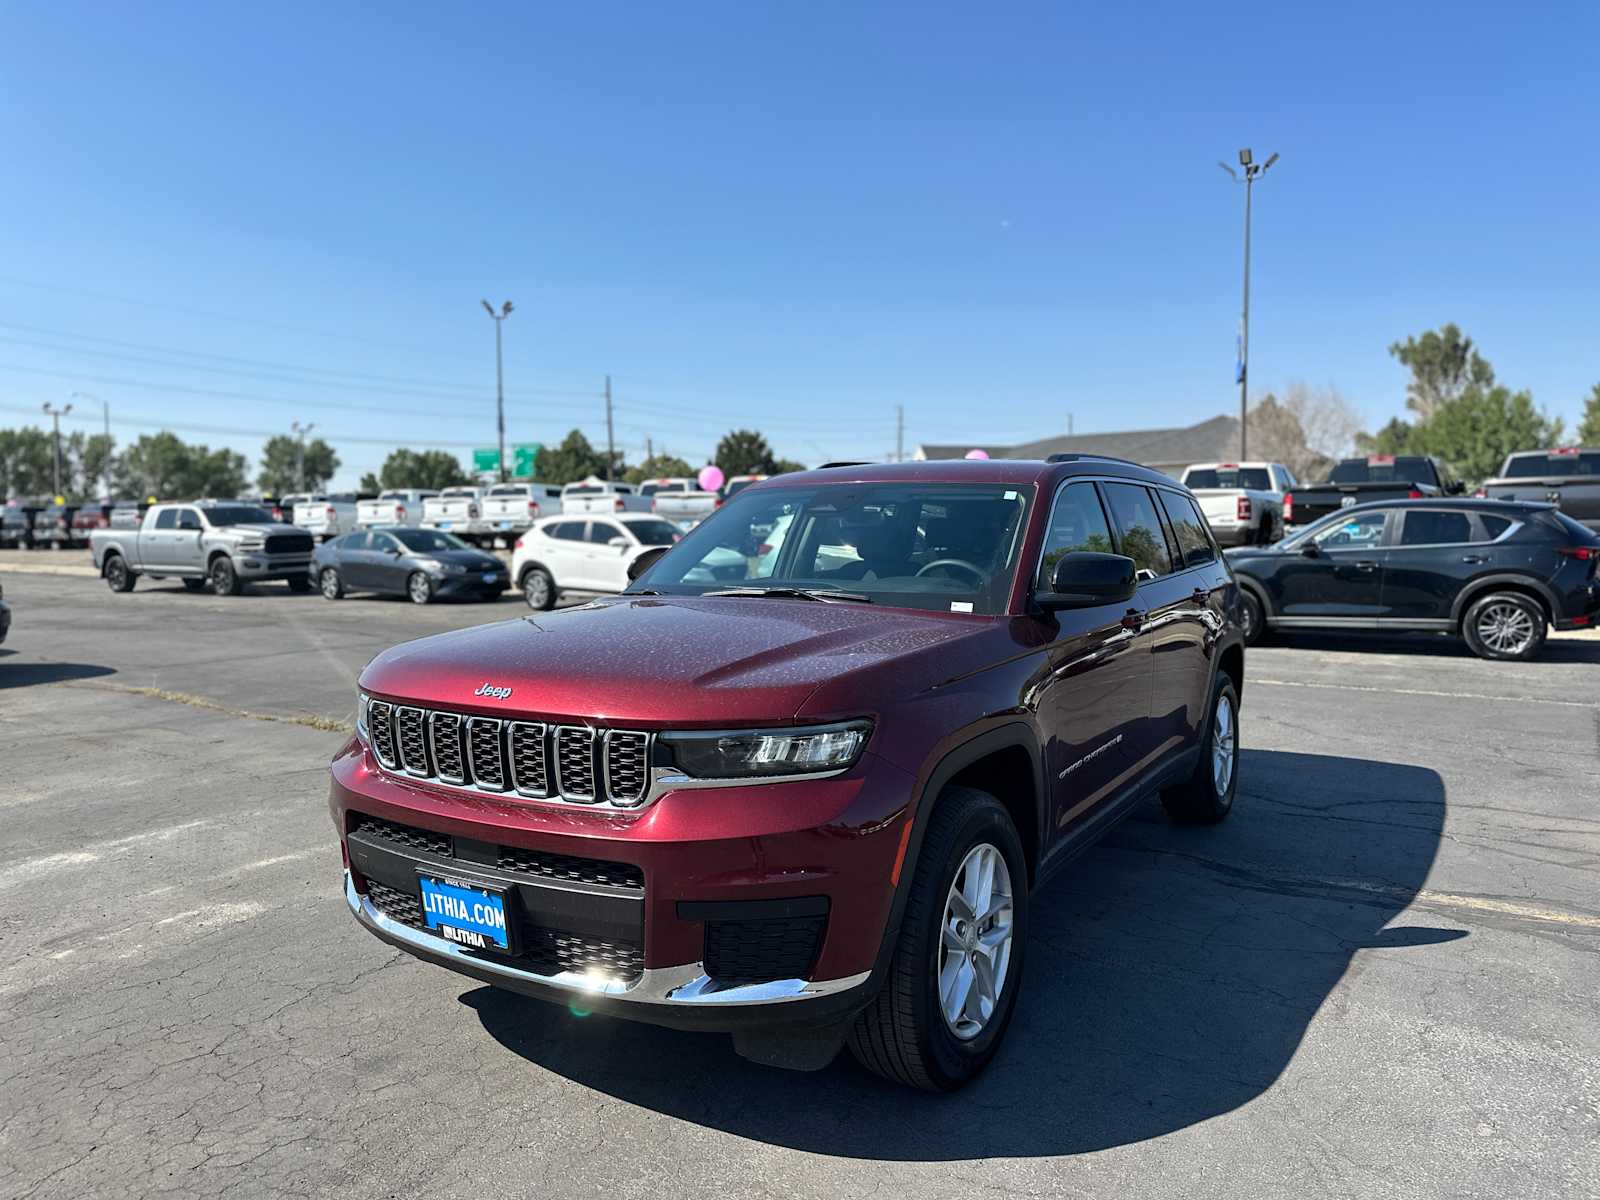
(640, 476), (720, 524)
(293, 493), (363, 542)
(480, 482), (565, 545)
(1178, 461), (1295, 546)
(357, 489), (437, 529)
(421, 487), (491, 545)
(560, 477), (650, 515)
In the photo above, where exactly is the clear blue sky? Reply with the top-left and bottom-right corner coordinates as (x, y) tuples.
(2, 3), (1596, 488)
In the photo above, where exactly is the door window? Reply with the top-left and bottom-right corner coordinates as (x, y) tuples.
(1307, 509), (1388, 550)
(1398, 510), (1473, 546)
(1036, 482), (1114, 588)
(1102, 483), (1173, 579)
(1479, 514), (1512, 540)
(549, 521), (586, 541)
(176, 509), (202, 531)
(340, 532), (370, 551)
(586, 522), (622, 544)
(154, 509), (178, 530)
(1158, 492), (1217, 568)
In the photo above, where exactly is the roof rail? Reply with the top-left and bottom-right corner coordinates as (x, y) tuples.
(1045, 453), (1147, 468)
(818, 460), (874, 469)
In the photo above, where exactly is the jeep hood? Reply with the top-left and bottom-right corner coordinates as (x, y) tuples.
(359, 595), (995, 725)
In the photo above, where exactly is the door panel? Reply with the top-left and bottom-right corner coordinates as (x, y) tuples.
(1275, 509), (1390, 619)
(1148, 491), (1226, 758)
(172, 510), (207, 572)
(1379, 509), (1480, 619)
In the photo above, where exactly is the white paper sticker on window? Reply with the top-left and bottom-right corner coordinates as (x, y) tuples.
(950, 601), (974, 613)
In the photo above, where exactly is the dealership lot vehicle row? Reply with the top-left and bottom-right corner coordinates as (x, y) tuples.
(1, 572), (1596, 1199)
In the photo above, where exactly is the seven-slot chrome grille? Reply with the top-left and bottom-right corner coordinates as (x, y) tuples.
(365, 699), (653, 809)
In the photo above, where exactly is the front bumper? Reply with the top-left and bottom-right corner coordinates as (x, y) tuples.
(432, 574), (508, 599)
(237, 553), (313, 579)
(329, 736), (911, 1031)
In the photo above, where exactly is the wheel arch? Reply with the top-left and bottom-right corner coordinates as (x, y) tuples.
(1449, 574), (1557, 629)
(515, 558), (553, 587)
(1234, 572), (1273, 619)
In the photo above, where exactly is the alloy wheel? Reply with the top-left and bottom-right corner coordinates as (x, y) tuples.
(409, 573), (431, 604)
(1212, 692), (1236, 795)
(937, 843), (1014, 1041)
(525, 572), (550, 609)
(1477, 602), (1535, 655)
(321, 569), (340, 599)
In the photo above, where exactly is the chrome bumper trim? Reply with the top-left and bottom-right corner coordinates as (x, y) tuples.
(344, 871), (869, 1006)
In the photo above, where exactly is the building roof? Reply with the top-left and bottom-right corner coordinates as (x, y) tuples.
(917, 414), (1241, 468)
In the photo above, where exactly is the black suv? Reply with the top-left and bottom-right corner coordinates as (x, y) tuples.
(1228, 499), (1599, 660)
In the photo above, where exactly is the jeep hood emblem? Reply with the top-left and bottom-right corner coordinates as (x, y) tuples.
(474, 683), (513, 700)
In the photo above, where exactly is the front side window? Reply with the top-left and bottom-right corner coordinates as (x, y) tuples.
(1159, 491), (1217, 568)
(176, 508), (203, 530)
(634, 482), (1034, 615)
(1399, 510), (1473, 546)
(1101, 483), (1172, 579)
(1037, 482), (1114, 588)
(392, 529), (469, 552)
(1305, 509), (1389, 550)
(586, 522), (622, 544)
(343, 532), (373, 551)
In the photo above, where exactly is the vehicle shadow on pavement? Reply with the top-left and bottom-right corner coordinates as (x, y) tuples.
(464, 749), (1451, 1159)
(0, 660), (116, 689)
(1266, 630), (1600, 663)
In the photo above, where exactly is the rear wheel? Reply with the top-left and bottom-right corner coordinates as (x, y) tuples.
(181, 577), (207, 593)
(1256, 514), (1277, 545)
(209, 556), (242, 596)
(407, 570), (434, 605)
(521, 565), (555, 611)
(1462, 592), (1545, 661)
(1238, 590), (1265, 645)
(320, 568), (344, 600)
(1162, 675), (1240, 824)
(104, 555), (136, 593)
(286, 574), (311, 593)
(847, 786), (1028, 1091)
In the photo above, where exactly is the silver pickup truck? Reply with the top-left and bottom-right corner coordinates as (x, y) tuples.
(89, 500), (317, 596)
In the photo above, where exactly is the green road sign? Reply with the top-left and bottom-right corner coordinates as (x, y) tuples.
(512, 443), (541, 477)
(473, 447), (501, 473)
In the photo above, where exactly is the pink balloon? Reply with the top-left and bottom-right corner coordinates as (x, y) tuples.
(964, 449), (990, 460)
(698, 465), (726, 492)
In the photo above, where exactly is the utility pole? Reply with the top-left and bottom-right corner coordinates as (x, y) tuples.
(895, 405), (904, 462)
(646, 435), (654, 463)
(1067, 413), (1074, 438)
(1219, 148), (1279, 460)
(604, 375), (616, 481)
(42, 401), (73, 498)
(481, 300), (514, 482)
(291, 420), (315, 491)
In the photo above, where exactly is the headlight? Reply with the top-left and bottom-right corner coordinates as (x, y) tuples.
(659, 721), (871, 779)
(442, 563), (467, 575)
(355, 690), (369, 743)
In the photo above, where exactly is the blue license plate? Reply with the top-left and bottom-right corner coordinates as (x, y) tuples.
(437, 521), (452, 529)
(482, 572), (499, 583)
(498, 520), (513, 529)
(417, 872), (511, 952)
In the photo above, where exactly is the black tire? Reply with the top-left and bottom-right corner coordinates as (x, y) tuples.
(209, 556), (242, 596)
(1256, 514), (1277, 545)
(407, 570), (434, 605)
(320, 568), (345, 600)
(1238, 589), (1265, 646)
(182, 578), (207, 593)
(1461, 591), (1546, 661)
(1162, 674), (1240, 824)
(286, 574), (312, 593)
(847, 786), (1028, 1092)
(104, 554), (136, 593)
(521, 565), (555, 611)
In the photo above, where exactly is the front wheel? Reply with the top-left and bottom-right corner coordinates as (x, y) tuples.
(521, 565), (555, 611)
(181, 577), (207, 593)
(1238, 590), (1265, 645)
(847, 786), (1028, 1091)
(320, 568), (344, 600)
(209, 556), (242, 596)
(1162, 675), (1240, 824)
(1462, 592), (1545, 661)
(104, 555), (137, 593)
(286, 574), (312, 593)
(407, 571), (434, 605)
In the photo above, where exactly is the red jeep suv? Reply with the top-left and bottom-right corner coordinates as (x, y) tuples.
(330, 457), (1245, 1090)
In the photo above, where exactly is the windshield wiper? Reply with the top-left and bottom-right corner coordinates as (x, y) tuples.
(704, 586), (873, 604)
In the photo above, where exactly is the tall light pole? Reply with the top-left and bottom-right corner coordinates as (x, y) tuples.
(1219, 148), (1279, 459)
(481, 300), (514, 482)
(71, 391), (107, 496)
(291, 420), (315, 492)
(42, 402), (73, 498)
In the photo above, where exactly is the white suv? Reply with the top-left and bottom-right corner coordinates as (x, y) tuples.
(510, 513), (680, 609)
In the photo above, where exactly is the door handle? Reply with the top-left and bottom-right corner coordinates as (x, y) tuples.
(1354, 560), (1378, 572)
(1460, 554), (1488, 564)
(1120, 608), (1145, 632)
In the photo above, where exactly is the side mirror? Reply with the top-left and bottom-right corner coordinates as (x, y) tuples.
(1035, 552), (1137, 610)
(627, 545), (669, 582)
(1298, 541), (1321, 558)
(609, 536), (630, 552)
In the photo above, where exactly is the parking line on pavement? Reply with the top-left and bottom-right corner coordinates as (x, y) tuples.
(1251, 677), (1600, 710)
(61, 678), (354, 732)
(0, 820), (213, 890)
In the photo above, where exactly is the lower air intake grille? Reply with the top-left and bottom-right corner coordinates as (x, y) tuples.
(366, 880), (423, 927)
(352, 815), (452, 857)
(704, 915), (827, 986)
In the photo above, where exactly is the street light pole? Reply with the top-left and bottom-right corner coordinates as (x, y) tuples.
(70, 391), (107, 496)
(291, 420), (315, 492)
(1220, 149), (1279, 460)
(42, 401), (73, 498)
(481, 300), (514, 483)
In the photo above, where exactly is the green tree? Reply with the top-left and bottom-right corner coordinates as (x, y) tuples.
(1417, 385), (1562, 483)
(1388, 323), (1495, 420)
(257, 433), (340, 493)
(1356, 417), (1419, 457)
(0, 427), (59, 500)
(536, 430), (610, 485)
(75, 433), (118, 499)
(714, 429), (778, 478)
(368, 448), (472, 491)
(624, 454), (694, 485)
(1578, 383), (1600, 446)
(770, 458), (808, 475)
(113, 432), (248, 500)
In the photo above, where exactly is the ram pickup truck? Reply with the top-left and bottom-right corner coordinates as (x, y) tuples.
(644, 477), (720, 524)
(1479, 448), (1600, 533)
(560, 477), (650, 515)
(481, 482), (564, 544)
(293, 494), (365, 542)
(91, 500), (316, 595)
(1283, 454), (1457, 527)
(331, 457), (1245, 1091)
(422, 487), (491, 544)
(357, 490), (438, 530)
(1179, 461), (1295, 545)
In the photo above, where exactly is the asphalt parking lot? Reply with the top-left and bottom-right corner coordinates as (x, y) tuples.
(2, 565), (1597, 1200)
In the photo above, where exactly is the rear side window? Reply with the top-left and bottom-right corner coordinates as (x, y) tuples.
(549, 521), (585, 541)
(1400, 510), (1473, 546)
(1102, 483), (1173, 579)
(1159, 492), (1217, 567)
(1037, 482), (1114, 587)
(1479, 514), (1512, 540)
(154, 509), (177, 530)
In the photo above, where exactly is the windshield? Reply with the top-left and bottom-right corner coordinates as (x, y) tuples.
(639, 481), (687, 497)
(391, 528), (472, 552)
(631, 482), (1034, 614)
(1186, 467), (1271, 490)
(1329, 456), (1434, 483)
(564, 484), (603, 495)
(620, 518), (682, 546)
(1504, 451), (1600, 478)
(204, 506), (278, 526)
